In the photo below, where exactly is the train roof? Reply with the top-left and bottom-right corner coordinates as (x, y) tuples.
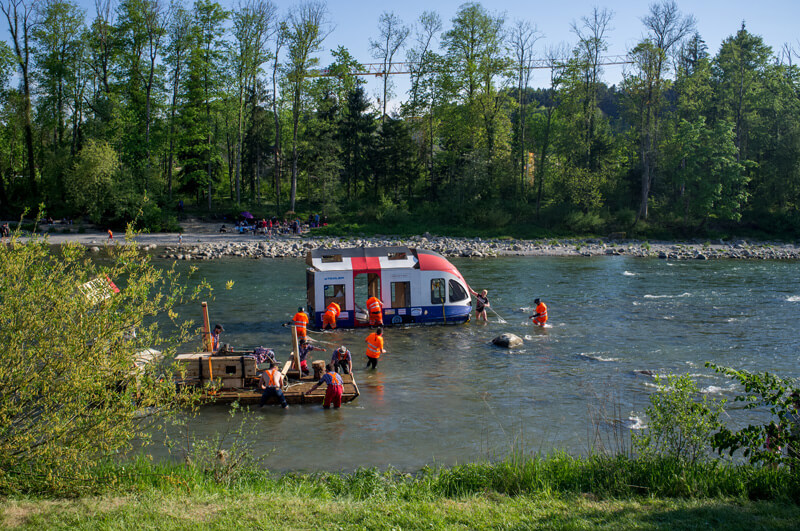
(306, 246), (466, 282)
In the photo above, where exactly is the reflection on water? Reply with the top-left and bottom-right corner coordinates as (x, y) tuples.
(154, 255), (800, 472)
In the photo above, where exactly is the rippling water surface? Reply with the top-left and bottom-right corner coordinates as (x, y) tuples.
(157, 255), (800, 472)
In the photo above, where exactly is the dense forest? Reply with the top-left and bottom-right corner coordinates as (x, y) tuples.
(0, 0), (798, 237)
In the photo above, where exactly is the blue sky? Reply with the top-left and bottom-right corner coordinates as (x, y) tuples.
(6, 0), (798, 110)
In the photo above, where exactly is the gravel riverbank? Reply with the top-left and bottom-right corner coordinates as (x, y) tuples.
(42, 229), (800, 261)
(21, 219), (800, 260)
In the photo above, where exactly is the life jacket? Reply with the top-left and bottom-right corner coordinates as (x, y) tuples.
(366, 333), (383, 358)
(536, 302), (548, 319)
(367, 297), (382, 314)
(293, 312), (308, 333)
(326, 371), (343, 386)
(336, 349), (350, 361)
(326, 302), (341, 317)
(265, 367), (279, 387)
(211, 332), (220, 351)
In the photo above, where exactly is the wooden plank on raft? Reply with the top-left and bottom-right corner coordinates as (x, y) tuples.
(281, 360), (292, 375)
(291, 325), (301, 371)
(201, 302), (212, 352)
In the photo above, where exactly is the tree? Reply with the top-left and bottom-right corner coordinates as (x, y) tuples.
(31, 0), (84, 156)
(1, 0), (39, 197)
(0, 232), (204, 494)
(230, 0), (276, 203)
(189, 0), (226, 209)
(441, 2), (510, 191)
(283, 0), (329, 212)
(369, 11), (409, 127)
(164, 0), (191, 200)
(627, 1), (695, 221)
(403, 10), (441, 199)
(64, 139), (118, 222)
(509, 19), (541, 195)
(569, 6), (613, 172)
(712, 23), (772, 164)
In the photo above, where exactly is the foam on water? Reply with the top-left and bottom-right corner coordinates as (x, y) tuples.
(787, 295), (800, 302)
(578, 352), (620, 362)
(701, 384), (736, 394)
(644, 292), (692, 299)
(625, 416), (647, 430)
(623, 271), (637, 276)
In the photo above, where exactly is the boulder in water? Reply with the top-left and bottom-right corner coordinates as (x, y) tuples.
(492, 333), (523, 348)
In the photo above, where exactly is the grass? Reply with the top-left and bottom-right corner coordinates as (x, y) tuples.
(5, 491), (800, 529)
(2, 454), (799, 529)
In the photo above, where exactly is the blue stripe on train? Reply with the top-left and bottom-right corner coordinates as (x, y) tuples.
(313, 305), (471, 328)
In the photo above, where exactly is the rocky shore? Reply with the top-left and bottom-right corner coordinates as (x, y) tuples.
(144, 234), (800, 261)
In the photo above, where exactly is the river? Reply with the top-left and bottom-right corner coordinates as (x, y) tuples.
(158, 255), (800, 472)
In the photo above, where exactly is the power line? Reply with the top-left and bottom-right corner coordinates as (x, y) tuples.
(307, 55), (632, 78)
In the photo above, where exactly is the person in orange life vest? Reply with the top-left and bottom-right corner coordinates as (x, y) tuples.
(107, 229), (113, 241)
(366, 296), (384, 326)
(322, 301), (341, 329)
(290, 307), (309, 339)
(211, 324), (224, 352)
(298, 337), (326, 376)
(530, 298), (548, 326)
(331, 345), (352, 374)
(305, 363), (344, 409)
(259, 360), (288, 408)
(364, 327), (386, 370)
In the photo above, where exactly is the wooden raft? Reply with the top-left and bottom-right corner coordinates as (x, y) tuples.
(174, 352), (359, 406)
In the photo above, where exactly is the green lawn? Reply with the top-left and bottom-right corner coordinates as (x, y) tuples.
(4, 491), (800, 530)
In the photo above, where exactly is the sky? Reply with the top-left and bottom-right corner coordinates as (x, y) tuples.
(5, 0), (799, 112)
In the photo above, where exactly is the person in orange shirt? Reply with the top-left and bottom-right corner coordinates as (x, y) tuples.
(366, 296), (383, 326)
(530, 298), (548, 327)
(364, 327), (386, 369)
(322, 301), (341, 329)
(291, 307), (309, 339)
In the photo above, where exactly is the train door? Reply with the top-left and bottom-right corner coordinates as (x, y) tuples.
(353, 272), (380, 327)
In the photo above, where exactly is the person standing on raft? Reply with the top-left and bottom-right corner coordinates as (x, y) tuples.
(468, 287), (490, 322)
(322, 301), (341, 329)
(331, 345), (352, 374)
(305, 364), (344, 409)
(530, 298), (548, 327)
(364, 327), (386, 369)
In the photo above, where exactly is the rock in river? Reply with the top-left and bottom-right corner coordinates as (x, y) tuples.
(492, 333), (523, 348)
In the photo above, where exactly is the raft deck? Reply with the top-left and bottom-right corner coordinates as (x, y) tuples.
(174, 352), (359, 405)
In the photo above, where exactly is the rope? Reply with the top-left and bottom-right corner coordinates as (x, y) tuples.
(488, 306), (508, 324)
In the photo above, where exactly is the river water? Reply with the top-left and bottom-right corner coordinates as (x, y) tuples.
(159, 255), (800, 472)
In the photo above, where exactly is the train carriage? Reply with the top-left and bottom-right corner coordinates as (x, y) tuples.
(306, 247), (472, 327)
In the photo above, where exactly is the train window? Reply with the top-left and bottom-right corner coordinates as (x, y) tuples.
(449, 279), (468, 302)
(431, 278), (445, 304)
(388, 252), (407, 260)
(324, 284), (346, 308)
(391, 281), (410, 308)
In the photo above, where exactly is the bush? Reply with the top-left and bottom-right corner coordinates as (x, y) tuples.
(0, 228), (207, 495)
(634, 373), (726, 464)
(564, 211), (605, 234)
(706, 363), (800, 467)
